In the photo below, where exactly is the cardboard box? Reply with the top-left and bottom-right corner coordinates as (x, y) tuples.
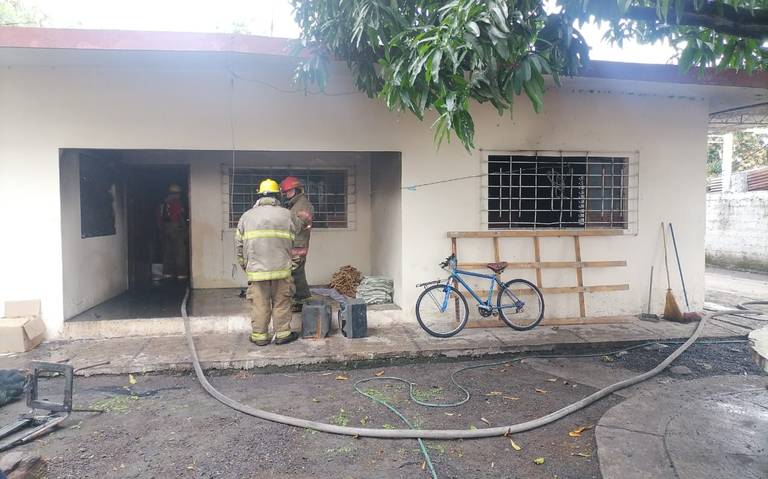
(1, 300), (46, 353)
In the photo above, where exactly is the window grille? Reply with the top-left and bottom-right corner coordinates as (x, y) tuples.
(485, 153), (637, 231)
(224, 167), (355, 229)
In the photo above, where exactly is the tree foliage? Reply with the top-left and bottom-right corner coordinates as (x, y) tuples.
(0, 0), (45, 27)
(291, 0), (768, 150)
(707, 131), (768, 178)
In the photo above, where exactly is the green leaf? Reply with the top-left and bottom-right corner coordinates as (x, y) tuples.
(678, 45), (699, 72)
(466, 21), (480, 37)
(431, 49), (443, 84)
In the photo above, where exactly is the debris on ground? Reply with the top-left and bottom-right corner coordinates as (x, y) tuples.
(0, 370), (26, 407)
(329, 266), (363, 297)
(568, 425), (594, 437)
(0, 451), (47, 478)
(669, 365), (693, 375)
(533, 457), (545, 465)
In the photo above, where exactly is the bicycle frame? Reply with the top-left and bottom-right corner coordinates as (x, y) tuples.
(438, 262), (523, 313)
(449, 269), (500, 308)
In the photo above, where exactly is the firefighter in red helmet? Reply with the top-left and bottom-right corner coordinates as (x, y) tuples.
(280, 176), (314, 311)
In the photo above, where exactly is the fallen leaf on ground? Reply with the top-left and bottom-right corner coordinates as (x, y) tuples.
(546, 378), (558, 382)
(535, 388), (548, 394)
(484, 391), (502, 396)
(503, 396), (520, 400)
(572, 452), (591, 457)
(569, 425), (594, 437)
(601, 355), (615, 363)
(509, 439), (522, 451)
(533, 457), (545, 465)
(335, 375), (349, 381)
(421, 461), (426, 470)
(311, 398), (320, 403)
(374, 371), (385, 377)
(128, 374), (137, 385)
(480, 417), (491, 426)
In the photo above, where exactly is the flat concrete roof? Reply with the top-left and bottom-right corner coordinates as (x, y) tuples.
(1, 26), (767, 89)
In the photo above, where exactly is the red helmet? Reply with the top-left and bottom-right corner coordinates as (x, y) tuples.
(280, 176), (302, 193)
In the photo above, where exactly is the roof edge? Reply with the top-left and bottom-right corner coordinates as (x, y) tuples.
(1, 26), (766, 89)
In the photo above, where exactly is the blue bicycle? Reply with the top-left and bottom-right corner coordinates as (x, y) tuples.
(415, 254), (545, 337)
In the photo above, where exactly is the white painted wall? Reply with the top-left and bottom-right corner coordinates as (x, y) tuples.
(0, 49), (711, 335)
(59, 150), (128, 319)
(706, 191), (768, 272)
(370, 153), (403, 305)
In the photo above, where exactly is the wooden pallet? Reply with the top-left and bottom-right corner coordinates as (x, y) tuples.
(448, 229), (628, 326)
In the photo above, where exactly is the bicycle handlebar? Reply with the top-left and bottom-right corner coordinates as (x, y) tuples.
(440, 254), (456, 269)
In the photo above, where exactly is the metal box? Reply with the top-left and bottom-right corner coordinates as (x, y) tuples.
(338, 299), (368, 338)
(301, 301), (332, 339)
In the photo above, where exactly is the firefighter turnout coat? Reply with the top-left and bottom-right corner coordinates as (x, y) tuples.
(235, 197), (301, 282)
(287, 192), (314, 258)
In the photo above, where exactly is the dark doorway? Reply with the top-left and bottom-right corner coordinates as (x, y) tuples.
(125, 165), (190, 288)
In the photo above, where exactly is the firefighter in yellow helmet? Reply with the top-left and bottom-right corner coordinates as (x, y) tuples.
(235, 179), (302, 346)
(158, 183), (188, 280)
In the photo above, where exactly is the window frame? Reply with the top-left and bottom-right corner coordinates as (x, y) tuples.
(481, 150), (639, 234)
(222, 165), (357, 231)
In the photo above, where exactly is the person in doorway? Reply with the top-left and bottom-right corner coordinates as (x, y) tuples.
(280, 176), (314, 312)
(158, 183), (188, 280)
(236, 179), (301, 346)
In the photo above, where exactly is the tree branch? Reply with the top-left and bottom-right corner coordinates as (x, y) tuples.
(625, 2), (768, 39)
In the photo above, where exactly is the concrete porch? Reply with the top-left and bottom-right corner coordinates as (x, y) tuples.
(63, 288), (403, 340)
(3, 312), (763, 376)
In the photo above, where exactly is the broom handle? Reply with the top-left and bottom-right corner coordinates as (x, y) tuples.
(669, 223), (690, 310)
(661, 221), (671, 289)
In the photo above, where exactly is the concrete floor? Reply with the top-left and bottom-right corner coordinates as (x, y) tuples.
(597, 375), (768, 479)
(68, 286), (399, 322)
(68, 282), (188, 321)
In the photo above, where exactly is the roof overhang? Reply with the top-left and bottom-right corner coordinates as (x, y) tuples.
(1, 26), (766, 128)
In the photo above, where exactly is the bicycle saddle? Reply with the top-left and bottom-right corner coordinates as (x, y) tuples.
(486, 262), (508, 273)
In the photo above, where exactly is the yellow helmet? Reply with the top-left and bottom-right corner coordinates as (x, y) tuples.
(258, 178), (280, 194)
(168, 184), (182, 193)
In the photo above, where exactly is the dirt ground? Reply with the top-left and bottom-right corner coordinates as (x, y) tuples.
(1, 358), (616, 479)
(1, 339), (762, 479)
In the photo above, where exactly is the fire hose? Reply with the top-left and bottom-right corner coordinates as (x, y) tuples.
(182, 289), (765, 440)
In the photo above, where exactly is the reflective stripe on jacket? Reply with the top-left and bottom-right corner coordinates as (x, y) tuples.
(288, 193), (314, 257)
(235, 197), (300, 281)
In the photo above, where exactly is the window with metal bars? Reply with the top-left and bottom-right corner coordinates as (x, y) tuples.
(487, 154), (629, 229)
(227, 168), (350, 229)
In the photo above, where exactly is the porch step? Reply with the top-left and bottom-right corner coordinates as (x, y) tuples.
(63, 308), (404, 340)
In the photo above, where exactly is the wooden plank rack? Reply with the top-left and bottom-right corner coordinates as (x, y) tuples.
(448, 229), (629, 327)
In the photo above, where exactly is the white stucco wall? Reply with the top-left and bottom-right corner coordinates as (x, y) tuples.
(0, 50), (710, 336)
(59, 150), (129, 319)
(706, 191), (768, 272)
(371, 153), (403, 305)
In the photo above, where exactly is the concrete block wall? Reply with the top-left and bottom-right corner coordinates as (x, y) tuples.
(706, 191), (768, 272)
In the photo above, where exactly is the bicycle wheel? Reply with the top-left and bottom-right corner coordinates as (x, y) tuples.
(497, 279), (545, 331)
(415, 283), (469, 338)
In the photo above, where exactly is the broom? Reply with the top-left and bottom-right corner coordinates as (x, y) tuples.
(661, 221), (683, 321)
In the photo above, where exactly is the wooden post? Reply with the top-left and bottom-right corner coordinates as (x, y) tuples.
(533, 237), (543, 288)
(573, 236), (586, 318)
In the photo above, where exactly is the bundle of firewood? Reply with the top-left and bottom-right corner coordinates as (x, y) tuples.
(329, 265), (363, 297)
